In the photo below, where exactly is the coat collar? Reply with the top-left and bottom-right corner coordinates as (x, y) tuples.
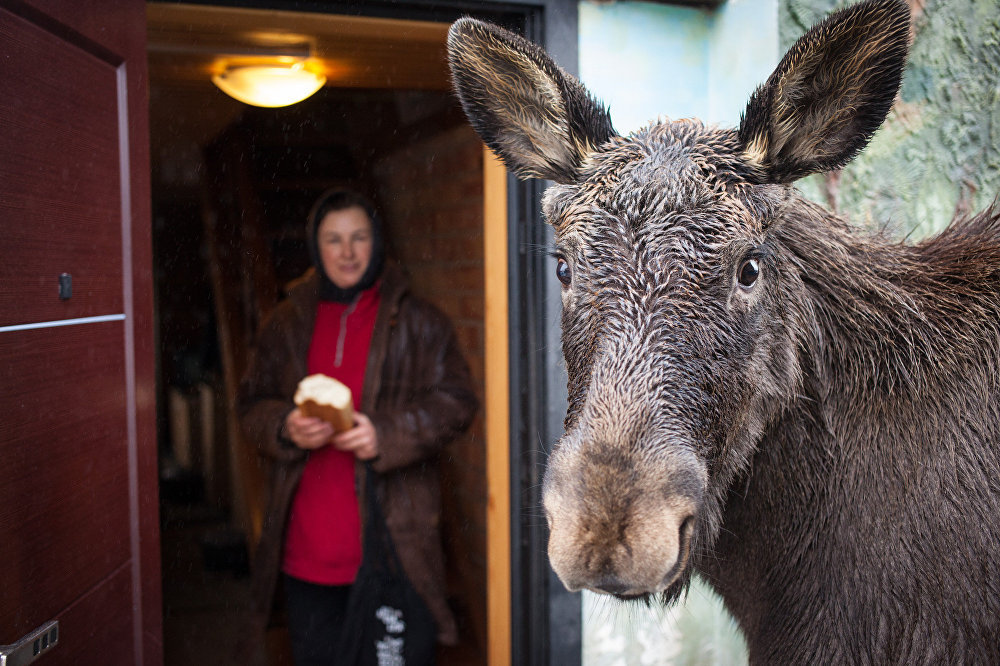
(284, 261), (409, 323)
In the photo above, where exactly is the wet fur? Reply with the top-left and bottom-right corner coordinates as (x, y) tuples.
(449, 0), (1000, 661)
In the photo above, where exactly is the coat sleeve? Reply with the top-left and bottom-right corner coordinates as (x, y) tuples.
(237, 307), (308, 465)
(369, 304), (479, 473)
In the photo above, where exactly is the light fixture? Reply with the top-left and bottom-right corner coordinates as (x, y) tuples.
(212, 56), (326, 108)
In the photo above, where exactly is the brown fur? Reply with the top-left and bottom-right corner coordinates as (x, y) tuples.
(449, 0), (1000, 661)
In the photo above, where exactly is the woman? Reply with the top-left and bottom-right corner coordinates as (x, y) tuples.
(238, 189), (478, 665)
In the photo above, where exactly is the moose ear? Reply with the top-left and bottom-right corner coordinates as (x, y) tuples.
(738, 0), (910, 183)
(447, 18), (617, 183)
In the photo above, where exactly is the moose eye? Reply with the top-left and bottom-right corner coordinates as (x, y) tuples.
(738, 258), (760, 288)
(556, 257), (572, 286)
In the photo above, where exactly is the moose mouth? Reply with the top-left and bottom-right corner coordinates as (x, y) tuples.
(613, 515), (696, 602)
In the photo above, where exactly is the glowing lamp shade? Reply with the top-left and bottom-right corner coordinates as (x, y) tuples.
(212, 60), (326, 108)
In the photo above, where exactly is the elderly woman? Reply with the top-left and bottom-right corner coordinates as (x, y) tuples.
(238, 189), (478, 665)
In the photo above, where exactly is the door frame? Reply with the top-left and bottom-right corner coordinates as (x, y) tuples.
(150, 2), (580, 664)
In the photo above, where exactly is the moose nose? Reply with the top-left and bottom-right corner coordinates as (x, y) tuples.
(548, 504), (697, 597)
(543, 430), (706, 597)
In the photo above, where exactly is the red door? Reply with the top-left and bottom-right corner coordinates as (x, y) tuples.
(0, 1), (161, 664)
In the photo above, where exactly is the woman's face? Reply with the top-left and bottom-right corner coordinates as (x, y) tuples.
(317, 205), (374, 289)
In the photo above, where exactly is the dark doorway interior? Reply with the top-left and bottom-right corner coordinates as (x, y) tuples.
(148, 6), (487, 664)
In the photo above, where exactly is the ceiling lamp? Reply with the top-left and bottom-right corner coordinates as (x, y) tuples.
(212, 57), (326, 108)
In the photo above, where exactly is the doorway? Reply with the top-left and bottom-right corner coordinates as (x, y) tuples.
(147, 5), (489, 663)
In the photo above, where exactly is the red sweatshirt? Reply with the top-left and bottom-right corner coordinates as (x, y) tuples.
(281, 285), (380, 584)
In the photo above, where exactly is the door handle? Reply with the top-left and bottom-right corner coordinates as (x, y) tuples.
(0, 621), (59, 666)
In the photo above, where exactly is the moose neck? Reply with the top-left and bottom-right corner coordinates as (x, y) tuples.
(702, 197), (1000, 659)
(783, 199), (1000, 412)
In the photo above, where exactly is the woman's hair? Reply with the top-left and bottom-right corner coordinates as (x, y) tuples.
(311, 189), (381, 231)
(306, 188), (387, 302)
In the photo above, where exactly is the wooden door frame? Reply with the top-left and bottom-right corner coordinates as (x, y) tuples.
(483, 149), (511, 666)
(482, 9), (581, 666)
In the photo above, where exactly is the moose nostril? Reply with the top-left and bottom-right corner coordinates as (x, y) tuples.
(680, 515), (695, 539)
(677, 515), (695, 559)
(661, 514), (696, 584)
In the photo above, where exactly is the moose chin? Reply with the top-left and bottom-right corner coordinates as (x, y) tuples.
(449, 0), (1000, 662)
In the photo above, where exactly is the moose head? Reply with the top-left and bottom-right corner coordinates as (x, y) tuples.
(449, 0), (911, 602)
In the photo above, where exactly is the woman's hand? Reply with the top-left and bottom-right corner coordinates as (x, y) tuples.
(283, 408), (334, 450)
(332, 412), (379, 460)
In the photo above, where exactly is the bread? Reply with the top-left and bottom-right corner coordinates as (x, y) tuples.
(294, 374), (355, 433)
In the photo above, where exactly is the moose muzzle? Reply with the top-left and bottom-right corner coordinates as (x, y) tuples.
(542, 428), (704, 597)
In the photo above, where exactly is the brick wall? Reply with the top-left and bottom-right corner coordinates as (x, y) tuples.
(374, 122), (487, 662)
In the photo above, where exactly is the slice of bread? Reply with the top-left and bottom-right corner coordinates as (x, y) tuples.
(294, 374), (355, 433)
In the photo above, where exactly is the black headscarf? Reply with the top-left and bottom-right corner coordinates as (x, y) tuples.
(306, 189), (386, 303)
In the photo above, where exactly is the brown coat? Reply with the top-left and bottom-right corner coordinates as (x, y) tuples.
(237, 264), (478, 648)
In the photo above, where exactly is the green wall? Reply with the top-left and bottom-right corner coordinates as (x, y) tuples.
(783, 0), (1000, 238)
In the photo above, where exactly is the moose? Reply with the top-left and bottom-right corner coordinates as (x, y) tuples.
(448, 0), (1000, 661)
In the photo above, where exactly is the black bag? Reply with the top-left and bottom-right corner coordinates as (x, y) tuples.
(336, 464), (437, 665)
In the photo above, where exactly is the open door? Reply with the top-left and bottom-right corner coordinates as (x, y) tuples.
(0, 1), (161, 664)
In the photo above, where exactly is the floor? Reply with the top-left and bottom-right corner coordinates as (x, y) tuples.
(158, 473), (482, 666)
(160, 492), (276, 666)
